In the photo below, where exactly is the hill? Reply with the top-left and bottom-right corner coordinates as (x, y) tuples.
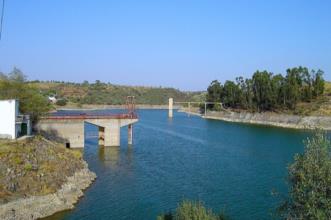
(294, 81), (331, 116)
(29, 81), (205, 105)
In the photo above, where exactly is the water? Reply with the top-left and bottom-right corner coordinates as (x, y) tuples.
(45, 109), (312, 220)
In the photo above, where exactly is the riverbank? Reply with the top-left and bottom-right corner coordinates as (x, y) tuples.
(181, 107), (331, 130)
(0, 136), (96, 220)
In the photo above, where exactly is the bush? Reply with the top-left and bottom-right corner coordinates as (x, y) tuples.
(24, 163), (32, 171)
(279, 131), (331, 219)
(56, 99), (67, 106)
(157, 201), (228, 220)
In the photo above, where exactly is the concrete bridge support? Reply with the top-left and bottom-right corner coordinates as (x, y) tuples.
(38, 118), (138, 148)
(98, 126), (105, 146)
(169, 98), (173, 118)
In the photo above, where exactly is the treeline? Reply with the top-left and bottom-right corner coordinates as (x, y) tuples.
(207, 67), (325, 111)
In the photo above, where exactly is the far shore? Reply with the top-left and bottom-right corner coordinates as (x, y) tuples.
(180, 108), (331, 131)
(55, 104), (331, 131)
(56, 104), (180, 111)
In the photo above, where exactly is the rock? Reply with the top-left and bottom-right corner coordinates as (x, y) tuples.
(203, 111), (331, 130)
(0, 164), (96, 220)
(6, 183), (17, 193)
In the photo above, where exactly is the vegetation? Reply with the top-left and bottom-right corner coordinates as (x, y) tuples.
(279, 132), (331, 219)
(206, 67), (325, 113)
(55, 98), (68, 106)
(29, 80), (204, 106)
(157, 201), (228, 220)
(0, 136), (84, 203)
(0, 68), (51, 123)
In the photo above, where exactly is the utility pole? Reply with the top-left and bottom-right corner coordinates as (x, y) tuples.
(0, 0), (5, 42)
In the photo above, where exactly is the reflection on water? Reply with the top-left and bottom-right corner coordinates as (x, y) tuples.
(98, 145), (134, 168)
(98, 146), (120, 168)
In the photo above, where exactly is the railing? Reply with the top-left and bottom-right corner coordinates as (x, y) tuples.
(16, 114), (30, 123)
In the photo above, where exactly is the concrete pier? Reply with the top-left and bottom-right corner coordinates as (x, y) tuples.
(168, 98), (173, 118)
(38, 117), (138, 148)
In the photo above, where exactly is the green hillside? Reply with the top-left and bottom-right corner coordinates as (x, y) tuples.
(30, 81), (205, 105)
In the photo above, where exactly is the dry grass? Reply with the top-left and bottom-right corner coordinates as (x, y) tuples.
(0, 136), (85, 202)
(294, 82), (331, 116)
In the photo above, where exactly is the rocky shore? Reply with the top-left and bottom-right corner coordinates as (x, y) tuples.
(0, 162), (96, 220)
(181, 108), (331, 130)
(0, 136), (96, 220)
(203, 111), (331, 130)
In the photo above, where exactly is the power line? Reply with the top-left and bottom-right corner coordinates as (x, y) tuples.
(0, 0), (5, 41)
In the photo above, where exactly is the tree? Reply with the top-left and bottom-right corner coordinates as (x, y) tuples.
(312, 70), (325, 97)
(222, 80), (240, 108)
(279, 132), (331, 219)
(82, 80), (89, 87)
(252, 71), (274, 111)
(8, 67), (27, 82)
(285, 68), (303, 109)
(0, 72), (7, 80)
(0, 68), (50, 124)
(206, 80), (222, 110)
(272, 74), (286, 107)
(236, 76), (250, 109)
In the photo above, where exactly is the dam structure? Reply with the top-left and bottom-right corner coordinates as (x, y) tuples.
(38, 112), (138, 148)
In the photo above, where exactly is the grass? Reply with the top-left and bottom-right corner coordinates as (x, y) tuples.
(70, 149), (83, 160)
(24, 163), (32, 171)
(0, 136), (86, 201)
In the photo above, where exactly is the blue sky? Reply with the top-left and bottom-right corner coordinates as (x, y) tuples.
(0, 0), (330, 91)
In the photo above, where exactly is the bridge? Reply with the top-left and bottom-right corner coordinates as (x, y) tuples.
(37, 97), (138, 148)
(168, 98), (226, 118)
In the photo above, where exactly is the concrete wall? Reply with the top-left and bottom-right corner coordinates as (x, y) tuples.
(0, 100), (17, 139)
(37, 120), (85, 148)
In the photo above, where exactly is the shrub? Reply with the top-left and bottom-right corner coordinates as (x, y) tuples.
(24, 163), (32, 171)
(157, 200), (228, 220)
(279, 131), (331, 219)
(56, 99), (67, 106)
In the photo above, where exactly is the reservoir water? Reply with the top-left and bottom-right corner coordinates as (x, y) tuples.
(46, 109), (311, 220)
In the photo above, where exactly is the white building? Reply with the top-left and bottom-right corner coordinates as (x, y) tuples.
(48, 95), (57, 103)
(0, 99), (31, 139)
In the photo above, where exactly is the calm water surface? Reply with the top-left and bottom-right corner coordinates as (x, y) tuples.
(46, 109), (312, 220)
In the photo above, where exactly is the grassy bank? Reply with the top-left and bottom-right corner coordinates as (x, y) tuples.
(0, 136), (84, 204)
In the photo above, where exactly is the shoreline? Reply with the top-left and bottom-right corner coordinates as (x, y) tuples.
(56, 104), (180, 111)
(55, 105), (331, 130)
(180, 108), (331, 130)
(0, 161), (96, 220)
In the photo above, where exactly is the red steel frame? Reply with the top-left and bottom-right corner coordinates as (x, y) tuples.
(43, 113), (137, 120)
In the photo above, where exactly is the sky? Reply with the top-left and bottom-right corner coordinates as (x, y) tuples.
(0, 0), (330, 91)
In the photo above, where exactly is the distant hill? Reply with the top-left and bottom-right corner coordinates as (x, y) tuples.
(29, 81), (206, 105)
